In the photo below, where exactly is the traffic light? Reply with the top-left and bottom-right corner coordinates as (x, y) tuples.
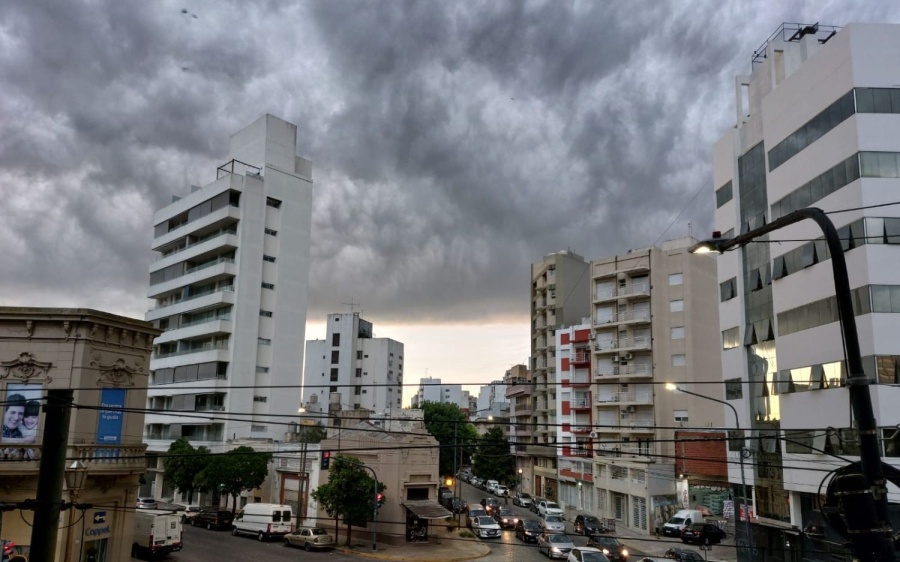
(375, 492), (385, 509)
(321, 451), (331, 470)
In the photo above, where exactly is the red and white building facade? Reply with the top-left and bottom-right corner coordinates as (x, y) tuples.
(556, 321), (595, 512)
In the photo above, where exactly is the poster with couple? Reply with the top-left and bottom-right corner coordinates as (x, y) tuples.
(2, 383), (41, 444)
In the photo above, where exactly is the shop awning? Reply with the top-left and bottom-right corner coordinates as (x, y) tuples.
(402, 501), (453, 520)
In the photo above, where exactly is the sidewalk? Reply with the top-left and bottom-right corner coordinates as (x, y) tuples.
(612, 523), (738, 562)
(333, 528), (490, 562)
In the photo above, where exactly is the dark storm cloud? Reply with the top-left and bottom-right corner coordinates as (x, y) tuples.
(0, 0), (896, 323)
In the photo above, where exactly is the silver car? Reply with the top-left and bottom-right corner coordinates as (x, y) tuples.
(542, 515), (567, 533)
(473, 515), (502, 539)
(538, 532), (575, 559)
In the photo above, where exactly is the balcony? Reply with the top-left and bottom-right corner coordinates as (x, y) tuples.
(571, 371), (591, 387)
(594, 310), (651, 327)
(147, 259), (237, 299)
(153, 318), (233, 345)
(570, 425), (592, 434)
(593, 282), (650, 304)
(146, 286), (235, 322)
(73, 444), (149, 473)
(150, 231), (238, 273)
(594, 363), (653, 379)
(525, 444), (558, 458)
(595, 444), (655, 459)
(595, 391), (653, 405)
(594, 335), (652, 354)
(152, 202), (241, 251)
(571, 352), (591, 364)
(570, 398), (591, 410)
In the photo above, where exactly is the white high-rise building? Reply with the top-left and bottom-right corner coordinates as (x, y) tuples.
(712, 23), (900, 560)
(410, 377), (469, 410)
(302, 313), (403, 413)
(145, 115), (313, 455)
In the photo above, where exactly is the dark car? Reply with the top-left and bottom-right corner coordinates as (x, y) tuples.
(587, 534), (629, 561)
(654, 548), (705, 562)
(680, 523), (726, 546)
(192, 508), (234, 530)
(515, 518), (544, 543)
(530, 496), (544, 514)
(442, 496), (468, 514)
(494, 507), (519, 529)
(480, 497), (501, 515)
(575, 514), (604, 535)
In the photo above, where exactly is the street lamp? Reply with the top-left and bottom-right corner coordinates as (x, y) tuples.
(690, 206), (894, 560)
(666, 383), (753, 555)
(63, 460), (87, 562)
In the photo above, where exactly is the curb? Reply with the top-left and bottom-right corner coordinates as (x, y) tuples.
(334, 540), (492, 562)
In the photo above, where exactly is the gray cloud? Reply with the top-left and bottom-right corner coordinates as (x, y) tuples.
(0, 0), (895, 323)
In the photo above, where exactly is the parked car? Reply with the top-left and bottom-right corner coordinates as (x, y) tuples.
(136, 497), (158, 510)
(494, 485), (510, 497)
(587, 535), (629, 561)
(680, 523), (726, 546)
(494, 507), (519, 529)
(638, 547), (705, 562)
(542, 515), (567, 533)
(574, 514), (604, 535)
(515, 518), (544, 543)
(538, 500), (565, 518)
(283, 527), (334, 551)
(513, 492), (533, 507)
(485, 479), (500, 493)
(537, 532), (575, 559)
(180, 504), (203, 523)
(470, 477), (484, 488)
(480, 497), (501, 515)
(530, 496), (545, 513)
(444, 497), (468, 514)
(567, 547), (610, 562)
(192, 508), (234, 530)
(472, 515), (502, 539)
(466, 507), (488, 529)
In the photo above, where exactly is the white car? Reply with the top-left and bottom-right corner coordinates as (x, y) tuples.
(567, 546), (609, 562)
(542, 515), (567, 533)
(472, 515), (502, 539)
(513, 492), (533, 507)
(485, 480), (499, 494)
(538, 500), (565, 518)
(495, 485), (509, 497)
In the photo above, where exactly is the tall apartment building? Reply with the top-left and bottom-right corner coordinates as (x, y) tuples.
(302, 313), (403, 413)
(555, 320), (594, 512)
(410, 377), (469, 410)
(474, 380), (508, 417)
(145, 115), (313, 468)
(504, 363), (532, 485)
(589, 239), (722, 535)
(528, 250), (591, 501)
(713, 23), (900, 560)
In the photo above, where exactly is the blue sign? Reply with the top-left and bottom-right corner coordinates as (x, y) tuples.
(93, 511), (106, 524)
(96, 389), (126, 445)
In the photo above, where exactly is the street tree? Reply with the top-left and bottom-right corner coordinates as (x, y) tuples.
(197, 445), (272, 512)
(163, 438), (211, 503)
(421, 401), (478, 477)
(473, 426), (515, 485)
(310, 454), (385, 545)
(296, 422), (327, 443)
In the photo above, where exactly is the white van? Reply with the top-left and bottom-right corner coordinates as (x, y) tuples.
(132, 509), (183, 559)
(485, 480), (499, 493)
(662, 509), (705, 537)
(231, 503), (293, 541)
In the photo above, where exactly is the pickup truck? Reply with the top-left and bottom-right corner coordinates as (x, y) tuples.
(537, 500), (564, 518)
(637, 547), (705, 562)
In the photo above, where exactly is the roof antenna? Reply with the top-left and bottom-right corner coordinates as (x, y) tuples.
(342, 299), (361, 314)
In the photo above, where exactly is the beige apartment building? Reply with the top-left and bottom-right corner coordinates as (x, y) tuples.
(526, 250), (591, 500)
(589, 238), (724, 534)
(0, 308), (158, 562)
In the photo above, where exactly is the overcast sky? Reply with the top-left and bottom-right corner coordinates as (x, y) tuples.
(1, 1), (897, 401)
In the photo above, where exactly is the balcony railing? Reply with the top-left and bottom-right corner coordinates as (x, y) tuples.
(595, 391), (653, 404)
(153, 286), (234, 311)
(595, 444), (655, 458)
(149, 257), (236, 287)
(595, 364), (653, 378)
(572, 352), (591, 364)
(570, 398), (590, 409)
(154, 341), (228, 359)
(570, 425), (592, 434)
(595, 311), (651, 325)
(154, 228), (238, 263)
(594, 336), (652, 352)
(571, 371), (591, 385)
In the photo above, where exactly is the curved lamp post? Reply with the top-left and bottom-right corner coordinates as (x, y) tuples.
(63, 460), (88, 562)
(691, 206), (893, 561)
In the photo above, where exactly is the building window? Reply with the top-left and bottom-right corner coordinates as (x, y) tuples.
(265, 228), (278, 236)
(330, 368), (339, 382)
(261, 282), (275, 290)
(674, 410), (689, 423)
(266, 197), (282, 208)
(331, 350), (339, 364)
(251, 425), (267, 432)
(668, 273), (683, 286)
(255, 366), (269, 374)
(329, 386), (338, 393)
(715, 180), (733, 208)
(258, 338), (271, 345)
(671, 326), (685, 339)
(722, 327), (740, 350)
(672, 354), (686, 367)
(355, 368), (362, 378)
(725, 378), (743, 400)
(332, 333), (340, 346)
(354, 386), (362, 396)
(670, 300), (684, 313)
(720, 278), (736, 302)
(357, 350), (363, 360)
(253, 396), (267, 403)
(260, 310), (273, 317)
(263, 255), (276, 263)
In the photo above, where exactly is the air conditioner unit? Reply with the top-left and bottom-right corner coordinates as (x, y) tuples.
(624, 353), (634, 361)
(625, 405), (637, 413)
(594, 342), (601, 351)
(588, 333), (595, 340)
(589, 431), (598, 439)
(611, 355), (621, 363)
